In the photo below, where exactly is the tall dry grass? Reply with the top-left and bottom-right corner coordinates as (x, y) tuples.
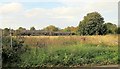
(16, 35), (118, 47)
(17, 35), (118, 67)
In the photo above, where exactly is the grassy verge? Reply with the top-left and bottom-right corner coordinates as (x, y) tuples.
(19, 43), (118, 67)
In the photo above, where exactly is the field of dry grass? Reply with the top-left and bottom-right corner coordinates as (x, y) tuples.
(10, 35), (119, 67)
(19, 35), (118, 67)
(16, 34), (118, 47)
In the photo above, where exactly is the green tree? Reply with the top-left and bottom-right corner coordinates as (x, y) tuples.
(99, 24), (108, 35)
(15, 27), (26, 35)
(104, 23), (117, 34)
(18, 27), (26, 31)
(30, 26), (36, 31)
(43, 25), (59, 32)
(62, 26), (78, 34)
(116, 27), (120, 34)
(3, 28), (10, 36)
(78, 12), (104, 35)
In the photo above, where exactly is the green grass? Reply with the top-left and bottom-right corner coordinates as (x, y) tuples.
(19, 44), (118, 67)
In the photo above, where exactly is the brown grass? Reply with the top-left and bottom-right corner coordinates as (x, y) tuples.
(13, 35), (119, 47)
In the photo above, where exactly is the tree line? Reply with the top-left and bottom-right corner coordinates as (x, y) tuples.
(1, 12), (120, 36)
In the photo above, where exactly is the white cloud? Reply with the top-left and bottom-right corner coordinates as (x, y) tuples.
(0, 2), (23, 15)
(25, 8), (49, 18)
(25, 7), (87, 19)
(0, 1), (118, 29)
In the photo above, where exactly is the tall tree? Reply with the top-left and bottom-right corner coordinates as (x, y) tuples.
(18, 27), (26, 31)
(78, 12), (104, 35)
(30, 27), (36, 31)
(3, 28), (10, 36)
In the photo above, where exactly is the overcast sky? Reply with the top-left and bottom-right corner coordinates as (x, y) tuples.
(0, 0), (119, 30)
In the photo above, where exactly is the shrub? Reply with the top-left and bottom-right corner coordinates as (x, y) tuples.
(2, 36), (27, 67)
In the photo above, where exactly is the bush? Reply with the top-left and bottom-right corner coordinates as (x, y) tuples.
(2, 36), (27, 67)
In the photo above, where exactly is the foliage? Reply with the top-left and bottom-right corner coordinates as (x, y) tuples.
(42, 25), (59, 32)
(20, 44), (118, 67)
(2, 35), (118, 67)
(19, 35), (118, 67)
(2, 36), (27, 67)
(116, 27), (120, 34)
(17, 27), (26, 31)
(103, 23), (117, 34)
(78, 12), (104, 35)
(30, 27), (36, 31)
(62, 26), (78, 35)
(14, 27), (26, 36)
(3, 28), (10, 36)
